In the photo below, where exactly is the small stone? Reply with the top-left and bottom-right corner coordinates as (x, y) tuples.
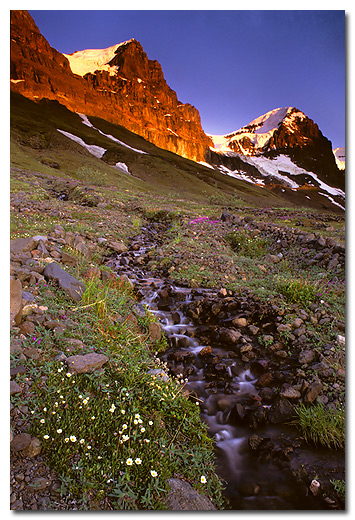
(198, 345), (213, 356)
(280, 387), (301, 399)
(309, 479), (321, 496)
(337, 335), (345, 348)
(10, 277), (23, 325)
(18, 321), (35, 335)
(304, 381), (323, 403)
(61, 251), (78, 266)
(31, 477), (51, 491)
(108, 241), (128, 253)
(298, 350), (315, 364)
(10, 381), (22, 395)
(232, 317), (247, 328)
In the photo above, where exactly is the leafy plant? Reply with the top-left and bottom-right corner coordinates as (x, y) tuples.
(276, 276), (319, 306)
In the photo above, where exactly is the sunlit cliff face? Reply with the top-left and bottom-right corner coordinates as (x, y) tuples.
(10, 10), (213, 163)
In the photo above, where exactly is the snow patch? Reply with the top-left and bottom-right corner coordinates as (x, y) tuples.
(11, 79), (25, 83)
(217, 165), (265, 186)
(318, 192), (345, 211)
(114, 162), (131, 175)
(64, 40), (135, 76)
(198, 161), (215, 169)
(77, 113), (147, 154)
(57, 129), (106, 158)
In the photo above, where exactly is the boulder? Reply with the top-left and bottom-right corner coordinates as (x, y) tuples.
(165, 478), (216, 510)
(65, 352), (108, 374)
(43, 262), (85, 301)
(11, 433), (32, 452)
(303, 381), (323, 403)
(61, 251), (78, 266)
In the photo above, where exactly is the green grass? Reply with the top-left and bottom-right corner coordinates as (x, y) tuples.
(294, 403), (345, 450)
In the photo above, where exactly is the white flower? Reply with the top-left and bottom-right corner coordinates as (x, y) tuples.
(70, 435), (77, 442)
(87, 445), (92, 450)
(57, 429), (62, 434)
(43, 435), (49, 439)
(91, 416), (96, 420)
(126, 458), (133, 466)
(80, 439), (85, 444)
(134, 414), (140, 419)
(148, 421), (153, 425)
(122, 424), (127, 430)
(65, 438), (69, 443)
(150, 470), (158, 477)
(133, 419), (138, 425)
(83, 399), (88, 405)
(66, 373), (72, 378)
(121, 409), (125, 414)
(135, 458), (142, 465)
(78, 395), (82, 399)
(43, 407), (47, 412)
(140, 427), (145, 433)
(200, 476), (207, 484)
(40, 419), (45, 424)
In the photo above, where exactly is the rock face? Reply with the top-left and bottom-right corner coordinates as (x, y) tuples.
(10, 10), (212, 162)
(43, 263), (86, 301)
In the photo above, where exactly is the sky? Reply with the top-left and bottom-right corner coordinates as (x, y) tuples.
(25, 8), (345, 149)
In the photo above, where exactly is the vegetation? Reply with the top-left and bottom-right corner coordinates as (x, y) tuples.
(294, 403), (345, 450)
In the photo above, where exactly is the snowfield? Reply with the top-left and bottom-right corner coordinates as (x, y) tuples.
(63, 40), (135, 77)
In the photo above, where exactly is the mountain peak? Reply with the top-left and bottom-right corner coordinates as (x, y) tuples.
(63, 39), (140, 77)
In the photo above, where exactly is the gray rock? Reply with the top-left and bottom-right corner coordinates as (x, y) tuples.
(65, 352), (108, 374)
(304, 381), (323, 403)
(10, 237), (37, 255)
(298, 350), (315, 364)
(11, 433), (32, 452)
(22, 437), (42, 458)
(108, 241), (128, 253)
(31, 477), (50, 491)
(43, 262), (85, 301)
(149, 322), (162, 342)
(280, 387), (301, 399)
(10, 381), (22, 395)
(265, 253), (281, 264)
(61, 251), (78, 266)
(165, 478), (216, 510)
(10, 277), (23, 325)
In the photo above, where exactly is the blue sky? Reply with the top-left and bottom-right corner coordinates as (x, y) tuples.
(29, 9), (345, 148)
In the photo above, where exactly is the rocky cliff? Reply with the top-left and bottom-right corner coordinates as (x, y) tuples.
(10, 10), (212, 162)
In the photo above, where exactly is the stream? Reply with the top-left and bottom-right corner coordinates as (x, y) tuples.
(105, 223), (344, 510)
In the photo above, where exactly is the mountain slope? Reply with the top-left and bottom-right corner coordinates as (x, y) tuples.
(10, 10), (212, 162)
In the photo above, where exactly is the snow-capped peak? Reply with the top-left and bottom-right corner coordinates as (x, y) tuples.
(64, 40), (135, 76)
(209, 107), (306, 155)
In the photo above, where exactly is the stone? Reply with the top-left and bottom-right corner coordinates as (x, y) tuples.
(265, 253), (281, 264)
(337, 335), (345, 348)
(23, 347), (41, 360)
(304, 381), (323, 403)
(149, 322), (162, 342)
(61, 338), (85, 352)
(198, 345), (213, 357)
(108, 241), (128, 253)
(22, 437), (42, 458)
(74, 240), (92, 258)
(298, 350), (315, 364)
(10, 277), (23, 325)
(277, 324), (292, 334)
(43, 262), (86, 301)
(65, 352), (108, 374)
(280, 387), (301, 399)
(22, 290), (35, 303)
(10, 380), (22, 395)
(84, 266), (101, 279)
(165, 478), (216, 510)
(10, 237), (37, 255)
(309, 479), (321, 496)
(120, 274), (134, 291)
(220, 328), (242, 344)
(11, 433), (32, 452)
(18, 321), (35, 335)
(232, 317), (247, 328)
(292, 318), (304, 328)
(248, 325), (260, 335)
(31, 477), (51, 491)
(101, 270), (117, 283)
(61, 251), (78, 266)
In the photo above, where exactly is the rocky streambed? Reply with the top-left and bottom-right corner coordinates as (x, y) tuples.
(106, 222), (345, 510)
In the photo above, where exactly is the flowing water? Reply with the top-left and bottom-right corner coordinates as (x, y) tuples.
(106, 225), (342, 510)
